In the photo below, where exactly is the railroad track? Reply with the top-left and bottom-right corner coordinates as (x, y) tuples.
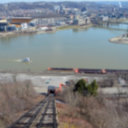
(8, 95), (58, 128)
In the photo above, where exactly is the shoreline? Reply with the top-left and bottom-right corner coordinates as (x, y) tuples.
(0, 24), (92, 38)
(57, 24), (93, 31)
(109, 35), (128, 44)
(0, 30), (37, 38)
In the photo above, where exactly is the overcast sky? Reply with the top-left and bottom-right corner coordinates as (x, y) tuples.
(0, 0), (127, 3)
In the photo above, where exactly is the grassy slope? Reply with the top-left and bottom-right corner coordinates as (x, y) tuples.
(0, 81), (44, 128)
(57, 103), (93, 128)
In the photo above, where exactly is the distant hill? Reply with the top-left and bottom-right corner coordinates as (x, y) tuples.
(0, 1), (128, 18)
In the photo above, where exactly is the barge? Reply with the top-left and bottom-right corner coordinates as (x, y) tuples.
(47, 67), (128, 74)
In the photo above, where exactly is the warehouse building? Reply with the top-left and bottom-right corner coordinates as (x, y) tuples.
(0, 19), (8, 32)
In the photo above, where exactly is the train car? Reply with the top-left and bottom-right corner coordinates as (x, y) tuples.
(47, 86), (56, 96)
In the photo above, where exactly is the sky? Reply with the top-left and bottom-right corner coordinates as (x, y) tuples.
(0, 0), (128, 3)
(0, 0), (127, 3)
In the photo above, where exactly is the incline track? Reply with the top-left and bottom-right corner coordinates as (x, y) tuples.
(9, 95), (58, 128)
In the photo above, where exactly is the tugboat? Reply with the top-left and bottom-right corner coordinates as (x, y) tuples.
(22, 57), (31, 63)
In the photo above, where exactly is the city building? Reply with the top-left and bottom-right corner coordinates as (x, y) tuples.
(0, 19), (8, 32)
(10, 17), (32, 25)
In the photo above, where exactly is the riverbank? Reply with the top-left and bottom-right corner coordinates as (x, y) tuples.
(107, 18), (128, 24)
(0, 24), (92, 38)
(0, 19), (127, 39)
(109, 36), (128, 44)
(0, 30), (37, 38)
(57, 24), (93, 31)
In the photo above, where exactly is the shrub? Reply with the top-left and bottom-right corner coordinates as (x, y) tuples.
(61, 86), (128, 128)
(74, 79), (98, 96)
(73, 79), (87, 94)
(88, 80), (98, 96)
(0, 81), (40, 127)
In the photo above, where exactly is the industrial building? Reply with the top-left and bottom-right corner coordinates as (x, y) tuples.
(10, 17), (32, 25)
(0, 19), (8, 32)
(0, 17), (33, 32)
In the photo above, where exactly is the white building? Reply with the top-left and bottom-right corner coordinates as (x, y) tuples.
(102, 16), (109, 22)
(21, 23), (28, 30)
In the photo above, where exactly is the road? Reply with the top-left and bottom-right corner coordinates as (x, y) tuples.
(8, 95), (58, 128)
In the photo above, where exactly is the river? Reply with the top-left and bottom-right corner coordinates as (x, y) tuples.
(0, 24), (128, 72)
